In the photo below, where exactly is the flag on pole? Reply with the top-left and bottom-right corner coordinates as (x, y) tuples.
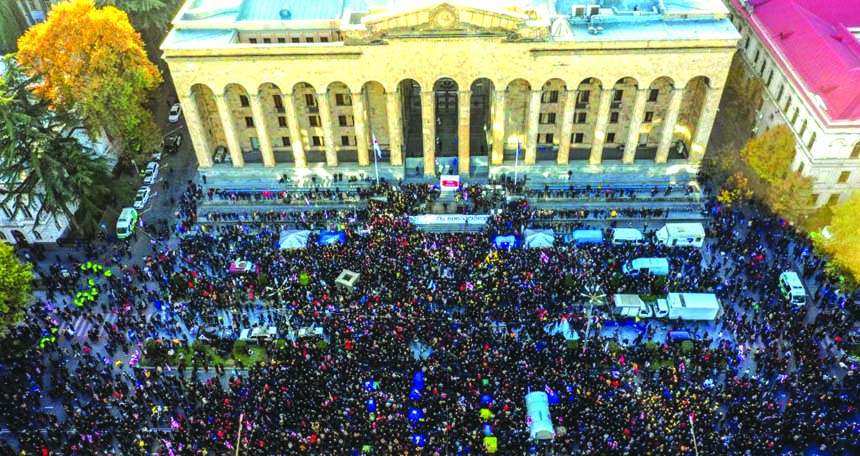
(516, 141), (521, 157)
(373, 134), (383, 158)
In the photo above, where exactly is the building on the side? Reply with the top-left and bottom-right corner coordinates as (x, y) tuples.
(728, 0), (860, 207)
(0, 126), (118, 245)
(161, 0), (739, 186)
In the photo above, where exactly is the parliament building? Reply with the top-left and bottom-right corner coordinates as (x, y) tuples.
(162, 0), (740, 185)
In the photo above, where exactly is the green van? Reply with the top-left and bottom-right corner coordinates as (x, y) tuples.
(116, 207), (138, 240)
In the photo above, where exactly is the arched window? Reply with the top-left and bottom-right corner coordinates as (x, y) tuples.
(852, 142), (860, 159)
(33, 231), (42, 240)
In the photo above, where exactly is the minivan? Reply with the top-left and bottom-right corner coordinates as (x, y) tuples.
(622, 257), (670, 276)
(779, 271), (806, 306)
(116, 207), (138, 240)
(612, 228), (645, 245)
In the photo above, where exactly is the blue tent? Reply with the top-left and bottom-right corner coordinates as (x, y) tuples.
(319, 230), (347, 245)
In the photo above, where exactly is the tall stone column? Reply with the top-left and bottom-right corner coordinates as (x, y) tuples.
(557, 89), (576, 164)
(180, 93), (213, 168)
(623, 88), (648, 164)
(421, 89), (435, 177)
(283, 92), (306, 167)
(386, 90), (403, 166)
(214, 94), (244, 167)
(458, 90), (471, 175)
(317, 92), (338, 167)
(249, 93), (275, 167)
(491, 90), (506, 166)
(589, 88), (612, 165)
(352, 91), (370, 167)
(656, 87), (684, 163)
(525, 90), (541, 165)
(689, 86), (721, 163)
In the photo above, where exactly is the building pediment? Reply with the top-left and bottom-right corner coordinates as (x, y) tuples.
(361, 2), (531, 36)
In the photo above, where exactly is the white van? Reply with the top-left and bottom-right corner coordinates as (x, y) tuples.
(655, 223), (705, 248)
(612, 228), (645, 245)
(778, 271), (806, 306)
(116, 207), (138, 240)
(654, 299), (669, 318)
(622, 257), (670, 276)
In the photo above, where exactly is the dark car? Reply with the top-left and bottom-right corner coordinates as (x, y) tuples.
(165, 134), (182, 154)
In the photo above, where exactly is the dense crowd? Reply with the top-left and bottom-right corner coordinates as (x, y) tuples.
(0, 181), (858, 456)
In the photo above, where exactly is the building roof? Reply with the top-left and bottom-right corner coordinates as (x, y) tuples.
(163, 0), (737, 48)
(734, 0), (860, 123)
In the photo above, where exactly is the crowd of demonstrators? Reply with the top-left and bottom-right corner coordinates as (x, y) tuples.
(2, 181), (860, 455)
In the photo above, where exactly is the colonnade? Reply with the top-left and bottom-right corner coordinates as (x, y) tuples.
(181, 76), (722, 177)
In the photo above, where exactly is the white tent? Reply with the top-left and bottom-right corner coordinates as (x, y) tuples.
(524, 229), (555, 249)
(278, 230), (311, 250)
(525, 392), (555, 440)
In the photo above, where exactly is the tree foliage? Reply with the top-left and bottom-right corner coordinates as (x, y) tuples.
(0, 243), (33, 340)
(16, 0), (162, 153)
(0, 1), (27, 54)
(97, 0), (178, 34)
(0, 57), (112, 234)
(717, 171), (753, 208)
(816, 192), (860, 286)
(739, 126), (813, 223)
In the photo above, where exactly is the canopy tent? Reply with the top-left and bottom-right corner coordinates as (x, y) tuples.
(525, 392), (555, 440)
(524, 229), (555, 249)
(493, 235), (517, 249)
(318, 230), (347, 245)
(543, 318), (579, 341)
(277, 230), (311, 250)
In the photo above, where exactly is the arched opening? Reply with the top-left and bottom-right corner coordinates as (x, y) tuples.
(11, 230), (27, 245)
(603, 77), (638, 161)
(362, 81), (389, 163)
(293, 82), (324, 163)
(400, 79), (424, 166)
(469, 78), (494, 177)
(537, 78), (567, 162)
(677, 76), (711, 161)
(570, 78), (602, 161)
(190, 84), (224, 164)
(326, 82), (357, 163)
(504, 78), (531, 162)
(224, 83), (258, 163)
(258, 82), (292, 164)
(434, 78), (459, 164)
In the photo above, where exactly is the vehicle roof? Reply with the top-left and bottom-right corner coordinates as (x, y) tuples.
(118, 207), (137, 220)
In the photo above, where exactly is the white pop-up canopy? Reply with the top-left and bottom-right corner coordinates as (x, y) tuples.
(524, 229), (555, 249)
(525, 392), (555, 440)
(278, 230), (311, 250)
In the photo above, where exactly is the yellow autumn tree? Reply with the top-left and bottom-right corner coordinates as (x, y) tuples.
(816, 192), (860, 286)
(740, 125), (813, 223)
(16, 0), (162, 153)
(717, 171), (753, 208)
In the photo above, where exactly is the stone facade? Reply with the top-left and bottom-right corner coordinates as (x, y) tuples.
(163, 1), (739, 181)
(728, 0), (860, 207)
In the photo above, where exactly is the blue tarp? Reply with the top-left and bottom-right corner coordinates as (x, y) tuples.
(319, 230), (347, 245)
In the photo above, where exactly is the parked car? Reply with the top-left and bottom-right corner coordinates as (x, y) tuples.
(168, 103), (182, 123)
(133, 186), (152, 210)
(166, 134), (182, 153)
(142, 162), (159, 185)
(213, 145), (229, 164)
(151, 151), (163, 162)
